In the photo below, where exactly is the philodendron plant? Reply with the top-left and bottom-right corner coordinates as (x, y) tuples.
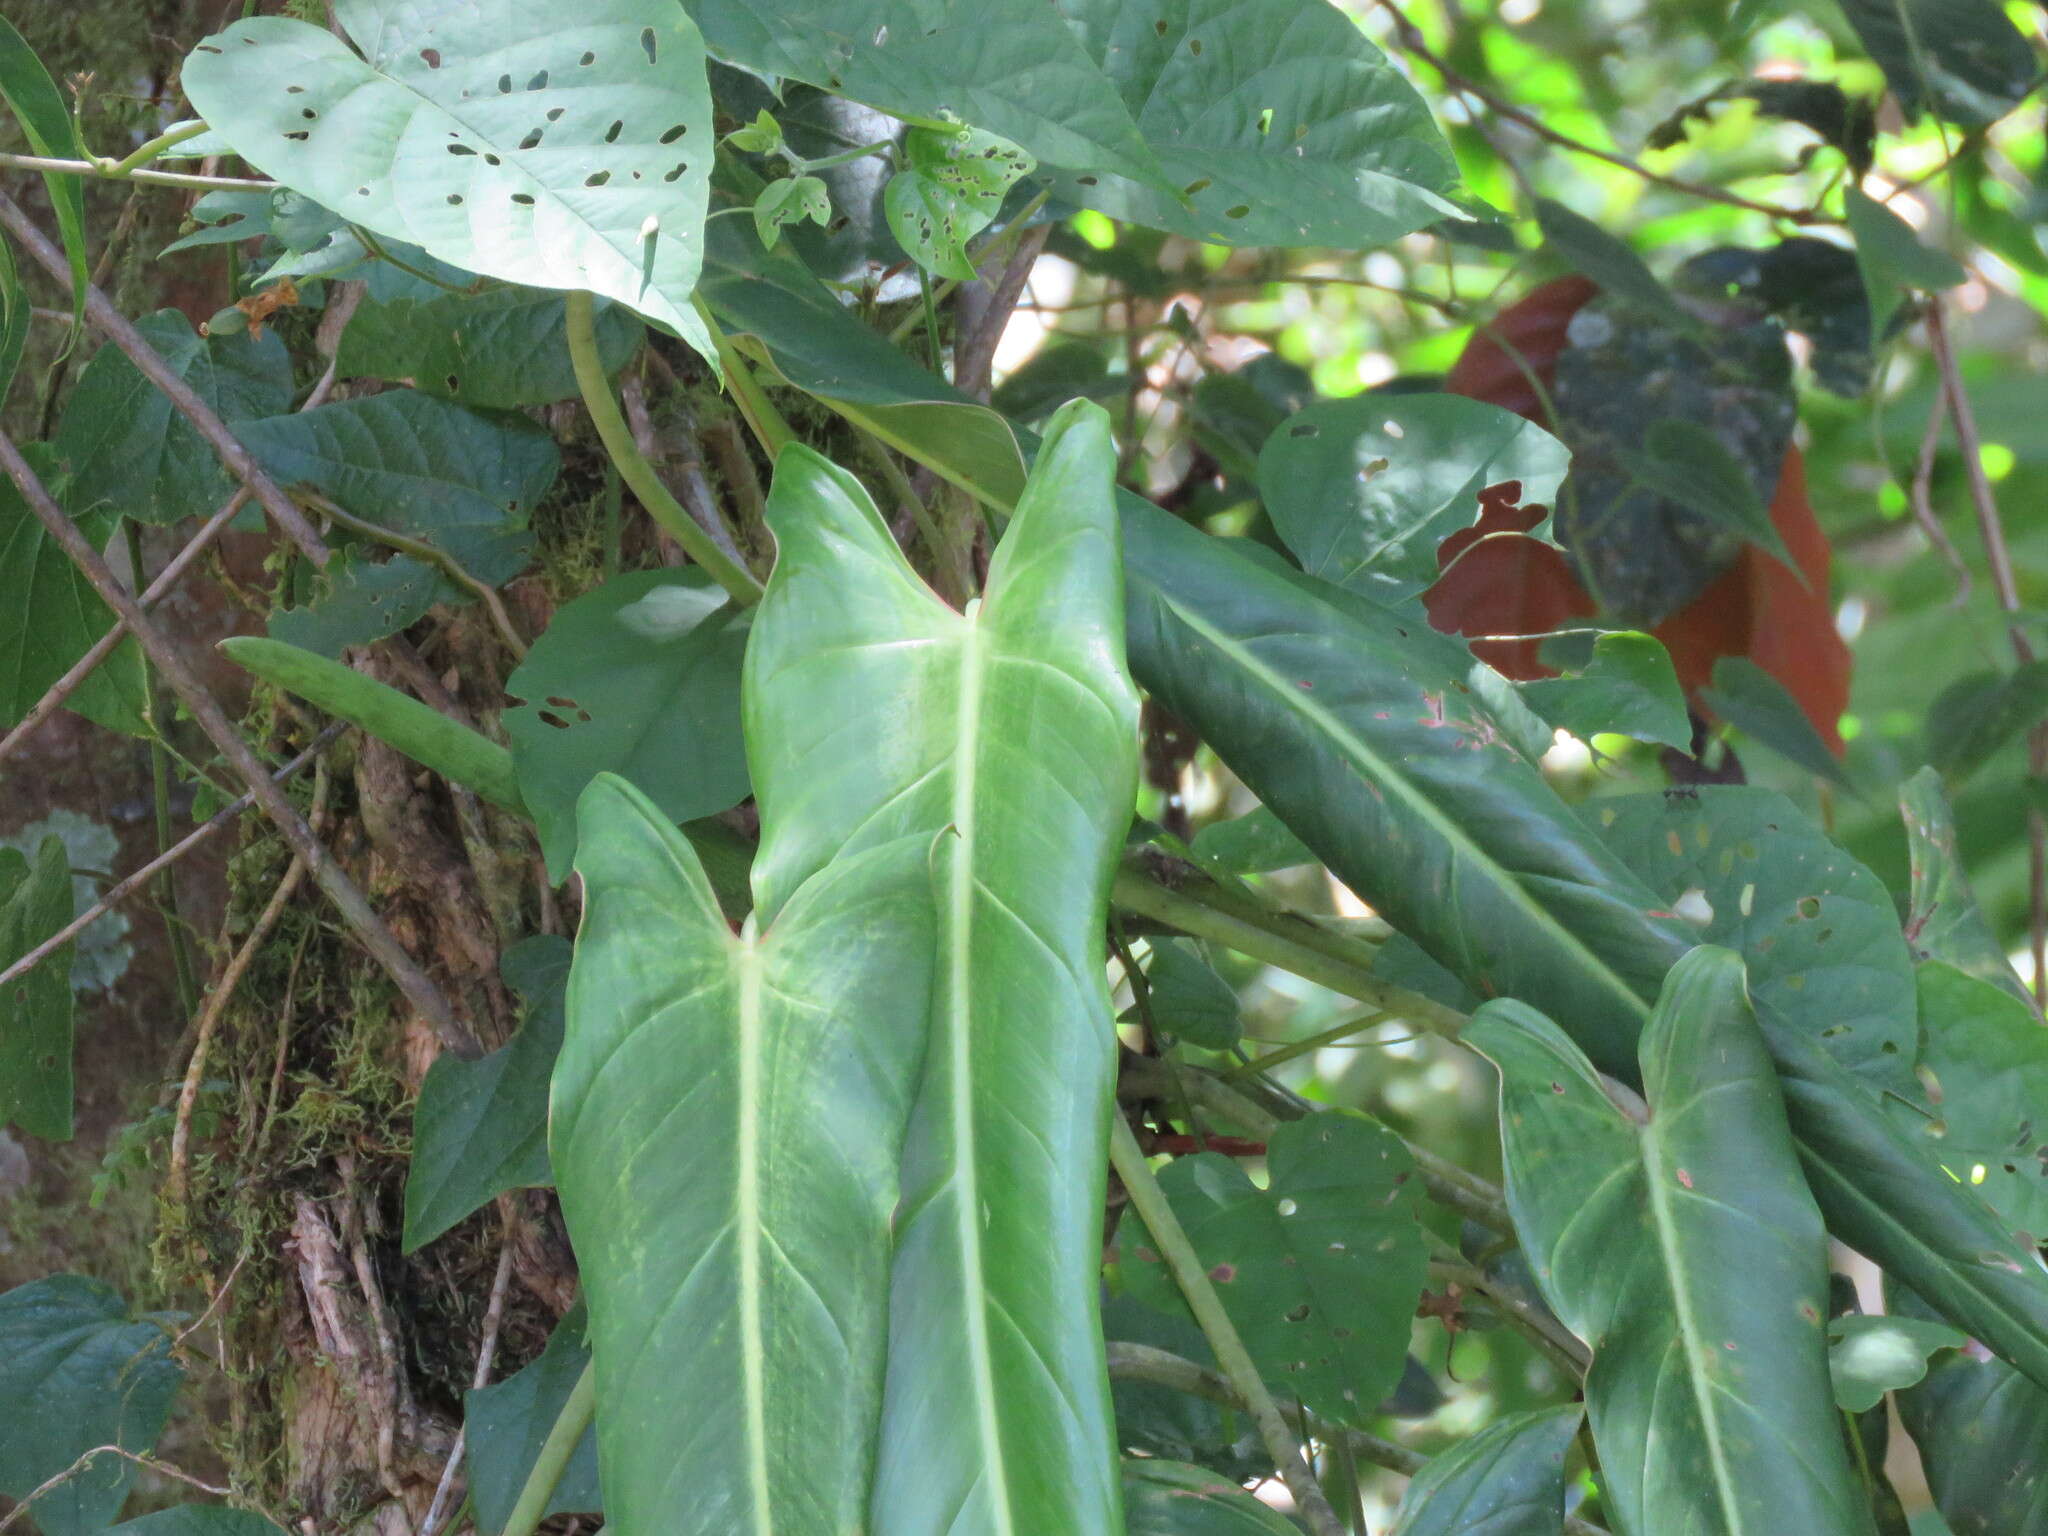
(0, 1), (2045, 1534)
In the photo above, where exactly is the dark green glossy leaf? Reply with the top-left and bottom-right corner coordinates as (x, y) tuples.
(692, 0), (1164, 189)
(1140, 938), (1242, 1050)
(0, 446), (146, 736)
(467, 1301), (602, 1534)
(1588, 787), (1918, 1095)
(1387, 1404), (1581, 1536)
(746, 402), (1140, 1531)
(1260, 395), (1570, 604)
(883, 123), (1033, 280)
(1536, 200), (1684, 323)
(220, 636), (524, 812)
(112, 1511), (290, 1536)
(1897, 1344), (2048, 1534)
(338, 281), (645, 409)
(1925, 662), (2048, 782)
(0, 837), (76, 1141)
(553, 775), (934, 1535)
(1833, 0), (2037, 127)
(1045, 0), (1464, 248)
(1469, 949), (1872, 1536)
(238, 392), (555, 587)
(1119, 1112), (1426, 1428)
(1911, 963), (2048, 1239)
(402, 937), (568, 1252)
(1900, 768), (2033, 1001)
(1520, 631), (1690, 751)
(505, 569), (749, 882)
(0, 1276), (183, 1536)
(1122, 1459), (1304, 1535)
(1699, 657), (1852, 786)
(1828, 1315), (1966, 1412)
(54, 312), (292, 527)
(184, 2), (719, 362)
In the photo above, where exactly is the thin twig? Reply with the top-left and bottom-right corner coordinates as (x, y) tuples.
(1927, 299), (2048, 989)
(954, 223), (1050, 401)
(0, 724), (342, 994)
(0, 493), (247, 767)
(421, 1227), (520, 1536)
(0, 149), (272, 191)
(1367, 0), (1818, 224)
(0, 432), (476, 1054)
(1102, 1345), (1608, 1534)
(1907, 382), (1971, 606)
(0, 189), (333, 566)
(1110, 1115), (1348, 1536)
(0, 1448), (242, 1535)
(167, 821), (316, 1203)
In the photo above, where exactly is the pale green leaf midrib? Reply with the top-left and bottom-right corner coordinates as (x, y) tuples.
(1158, 589), (1654, 1025)
(733, 940), (772, 1534)
(944, 613), (1016, 1533)
(1636, 1122), (1746, 1528)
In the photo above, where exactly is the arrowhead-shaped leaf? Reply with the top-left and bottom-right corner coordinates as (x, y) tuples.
(552, 775), (934, 1535)
(1469, 948), (1874, 1536)
(745, 400), (1140, 1531)
(183, 1), (718, 361)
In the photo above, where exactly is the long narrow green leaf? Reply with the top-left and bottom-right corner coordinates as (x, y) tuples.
(1469, 949), (1875, 1536)
(745, 400), (1140, 1532)
(552, 775), (934, 1534)
(220, 636), (524, 812)
(697, 223), (2048, 1388)
(0, 16), (88, 337)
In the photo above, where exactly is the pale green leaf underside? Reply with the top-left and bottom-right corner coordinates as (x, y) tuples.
(553, 775), (934, 1535)
(183, 0), (716, 361)
(745, 401), (1140, 1532)
(1469, 948), (1874, 1536)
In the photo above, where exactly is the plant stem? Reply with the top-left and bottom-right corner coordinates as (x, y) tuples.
(565, 290), (762, 605)
(1425, 1232), (1590, 1378)
(1108, 1115), (1348, 1536)
(792, 138), (896, 173)
(300, 492), (530, 659)
(692, 295), (799, 460)
(0, 150), (271, 192)
(1110, 864), (1467, 1039)
(500, 1360), (596, 1536)
(104, 120), (211, 175)
(918, 260), (945, 381)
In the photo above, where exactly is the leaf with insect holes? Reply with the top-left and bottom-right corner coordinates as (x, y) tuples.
(182, 0), (719, 363)
(1117, 1112), (1426, 1428)
(884, 124), (1034, 280)
(753, 174), (830, 251)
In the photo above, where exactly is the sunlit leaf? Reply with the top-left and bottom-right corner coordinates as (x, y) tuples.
(183, 1), (719, 361)
(1828, 1315), (1965, 1413)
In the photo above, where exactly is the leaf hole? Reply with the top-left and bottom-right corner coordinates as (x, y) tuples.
(1076, 175), (1098, 186)
(419, 47), (441, 67)
(497, 73), (514, 93)
(1797, 895), (1822, 919)
(538, 710), (572, 729)
(284, 130), (309, 141)
(528, 69), (549, 90)
(300, 107), (318, 120)
(547, 107), (566, 121)
(1154, 18), (1168, 34)
(1357, 456), (1389, 483)
(1223, 203), (1250, 219)
(663, 162), (688, 181)
(445, 192), (462, 205)
(511, 192), (536, 206)
(1257, 107), (1274, 134)
(1288, 422), (1319, 439)
(641, 27), (658, 63)
(519, 128), (543, 150)
(485, 153), (502, 166)
(605, 120), (625, 143)
(447, 143), (477, 156)
(1383, 419), (1406, 439)
(580, 51), (596, 65)
(660, 124), (688, 144)
(444, 374), (459, 391)
(1182, 177), (1211, 196)
(585, 170), (611, 187)
(1283, 1303), (1311, 1322)
(1189, 36), (1203, 54)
